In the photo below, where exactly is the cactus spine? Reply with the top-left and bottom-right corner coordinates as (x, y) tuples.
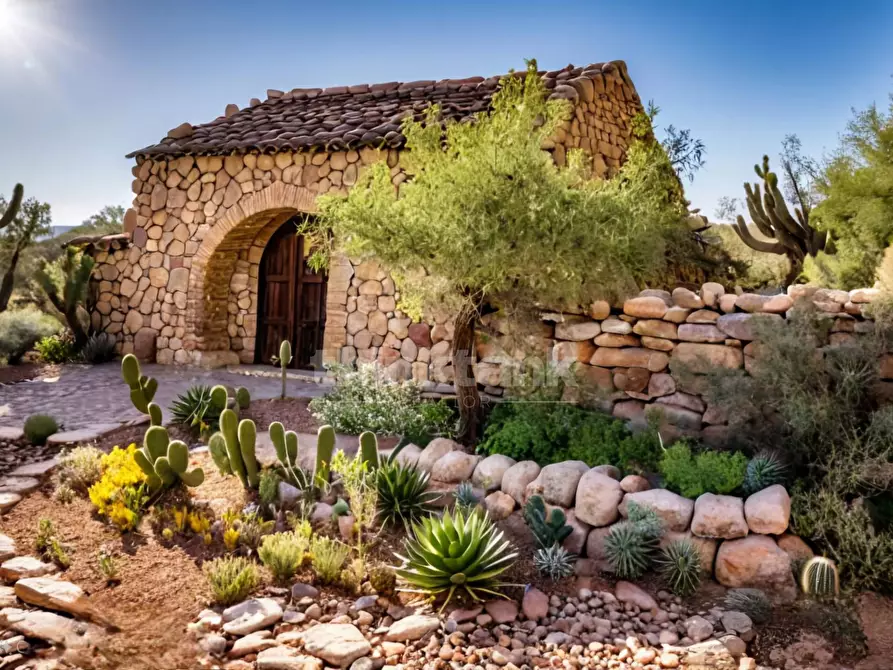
(121, 354), (161, 426)
(359, 431), (379, 472)
(800, 557), (839, 598)
(314, 425), (335, 490)
(134, 425), (204, 490)
(216, 408), (260, 489)
(279, 340), (292, 399)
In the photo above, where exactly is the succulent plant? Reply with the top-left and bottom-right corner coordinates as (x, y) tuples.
(369, 563), (397, 595)
(359, 431), (379, 472)
(523, 494), (572, 549)
(279, 340), (292, 399)
(134, 425), (204, 490)
(121, 354), (162, 426)
(170, 384), (226, 435)
(743, 451), (788, 495)
(208, 409), (259, 489)
(534, 544), (576, 580)
(235, 387), (251, 409)
(375, 459), (437, 527)
(81, 333), (117, 364)
(314, 425), (335, 490)
(23, 414), (59, 445)
(395, 506), (517, 611)
(800, 556), (839, 598)
(724, 588), (772, 624)
(656, 539), (702, 596)
(268, 421), (312, 490)
(454, 481), (479, 513)
(603, 502), (663, 579)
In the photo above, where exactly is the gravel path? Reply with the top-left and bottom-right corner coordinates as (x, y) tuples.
(0, 362), (327, 430)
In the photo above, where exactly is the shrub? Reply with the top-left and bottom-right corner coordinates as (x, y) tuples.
(368, 563), (397, 595)
(81, 333), (117, 364)
(656, 539), (701, 596)
(0, 308), (58, 364)
(395, 507), (517, 611)
(534, 544), (576, 580)
(374, 460), (436, 527)
(310, 535), (351, 585)
(170, 384), (224, 435)
(258, 532), (309, 581)
(309, 364), (456, 439)
(478, 400), (661, 473)
(523, 494), (572, 549)
(87, 445), (149, 532)
(204, 556), (260, 605)
(56, 446), (103, 495)
(34, 333), (76, 364)
(659, 442), (746, 498)
(23, 414), (58, 445)
(603, 502), (663, 579)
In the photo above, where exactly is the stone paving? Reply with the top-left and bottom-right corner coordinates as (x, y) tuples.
(0, 363), (327, 431)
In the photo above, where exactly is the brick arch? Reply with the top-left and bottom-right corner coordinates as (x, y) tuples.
(185, 182), (318, 364)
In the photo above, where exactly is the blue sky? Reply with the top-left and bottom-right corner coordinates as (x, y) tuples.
(0, 0), (890, 226)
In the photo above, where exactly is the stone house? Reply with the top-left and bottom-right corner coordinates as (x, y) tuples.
(87, 61), (644, 376)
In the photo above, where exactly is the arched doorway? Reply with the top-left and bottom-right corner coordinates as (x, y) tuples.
(255, 217), (328, 369)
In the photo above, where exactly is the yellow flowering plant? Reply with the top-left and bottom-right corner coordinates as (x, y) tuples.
(88, 444), (149, 532)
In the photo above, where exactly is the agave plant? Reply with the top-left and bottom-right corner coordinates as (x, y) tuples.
(395, 507), (517, 611)
(534, 544), (576, 580)
(170, 384), (223, 435)
(603, 502), (663, 579)
(454, 481), (479, 513)
(743, 452), (788, 494)
(375, 459), (437, 527)
(800, 556), (839, 598)
(656, 539), (702, 596)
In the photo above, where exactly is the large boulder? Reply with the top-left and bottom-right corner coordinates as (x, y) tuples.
(744, 485), (791, 535)
(574, 470), (624, 527)
(472, 454), (517, 492)
(482, 491), (515, 521)
(393, 444), (422, 468)
(431, 451), (481, 483)
(619, 489), (694, 532)
(584, 526), (614, 572)
(501, 461), (541, 505)
(416, 438), (461, 473)
(691, 494), (748, 539)
(384, 615), (440, 641)
(715, 535), (796, 601)
(540, 461), (590, 507)
(562, 510), (591, 555)
(614, 581), (658, 613)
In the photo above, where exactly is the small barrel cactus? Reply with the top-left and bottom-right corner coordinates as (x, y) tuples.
(743, 452), (788, 494)
(23, 414), (59, 446)
(121, 354), (162, 425)
(800, 556), (839, 598)
(534, 544), (576, 580)
(134, 425), (204, 490)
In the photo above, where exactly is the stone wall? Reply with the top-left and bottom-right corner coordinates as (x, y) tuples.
(88, 83), (638, 367)
(398, 438), (808, 601)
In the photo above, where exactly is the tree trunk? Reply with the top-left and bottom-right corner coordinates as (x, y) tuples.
(452, 303), (481, 447)
(67, 307), (89, 351)
(0, 244), (21, 312)
(784, 254), (804, 287)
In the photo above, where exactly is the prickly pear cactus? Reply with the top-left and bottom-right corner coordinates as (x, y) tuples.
(214, 408), (259, 489)
(133, 425), (204, 490)
(314, 425), (335, 490)
(235, 387), (251, 409)
(121, 354), (162, 426)
(359, 431), (379, 472)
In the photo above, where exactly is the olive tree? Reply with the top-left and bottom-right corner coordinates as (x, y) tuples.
(306, 61), (688, 443)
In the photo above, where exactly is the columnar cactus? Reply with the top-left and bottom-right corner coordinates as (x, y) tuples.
(269, 420), (307, 488)
(121, 354), (162, 426)
(314, 425), (335, 490)
(279, 340), (292, 399)
(0, 183), (24, 232)
(359, 431), (379, 472)
(523, 494), (572, 549)
(211, 409), (260, 489)
(134, 425), (204, 490)
(235, 387), (251, 409)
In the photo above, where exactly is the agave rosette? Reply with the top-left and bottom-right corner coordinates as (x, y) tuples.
(395, 507), (517, 609)
(375, 459), (438, 527)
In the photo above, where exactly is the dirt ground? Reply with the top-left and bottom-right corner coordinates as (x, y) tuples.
(241, 397), (321, 435)
(0, 363), (59, 386)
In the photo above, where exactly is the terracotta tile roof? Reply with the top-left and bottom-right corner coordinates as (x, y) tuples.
(128, 61), (637, 159)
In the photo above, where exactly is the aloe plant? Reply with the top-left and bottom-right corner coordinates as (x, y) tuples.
(395, 507), (517, 611)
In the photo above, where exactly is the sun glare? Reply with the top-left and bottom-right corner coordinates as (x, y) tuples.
(0, 0), (80, 77)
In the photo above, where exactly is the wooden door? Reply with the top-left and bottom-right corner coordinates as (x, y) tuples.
(255, 220), (327, 369)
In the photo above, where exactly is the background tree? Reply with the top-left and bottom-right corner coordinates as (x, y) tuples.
(639, 101), (706, 183)
(0, 196), (51, 311)
(306, 60), (690, 443)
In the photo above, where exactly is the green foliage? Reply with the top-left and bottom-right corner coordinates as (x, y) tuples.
(310, 535), (351, 585)
(34, 333), (76, 363)
(309, 364), (456, 439)
(743, 452), (788, 495)
(97, 547), (119, 583)
(656, 539), (702, 596)
(479, 401), (661, 473)
(0, 307), (58, 363)
(331, 449), (378, 566)
(81, 333), (117, 364)
(56, 446), (103, 495)
(258, 470), (282, 509)
(211, 410), (260, 490)
(704, 222), (789, 289)
(523, 494), (572, 549)
(724, 588), (772, 624)
(374, 459), (436, 528)
(533, 544), (576, 581)
(232, 510), (274, 552)
(133, 425), (205, 491)
(454, 481), (479, 514)
(0, 195), (52, 312)
(36, 519), (70, 569)
(204, 556), (260, 605)
(121, 354), (162, 426)
(170, 384), (226, 436)
(810, 91), (893, 289)
(395, 506), (517, 611)
(35, 247), (94, 349)
(258, 531), (310, 582)
(23, 413), (58, 445)
(659, 442), (746, 498)
(603, 502), (663, 579)
(368, 563), (397, 595)
(800, 557), (840, 598)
